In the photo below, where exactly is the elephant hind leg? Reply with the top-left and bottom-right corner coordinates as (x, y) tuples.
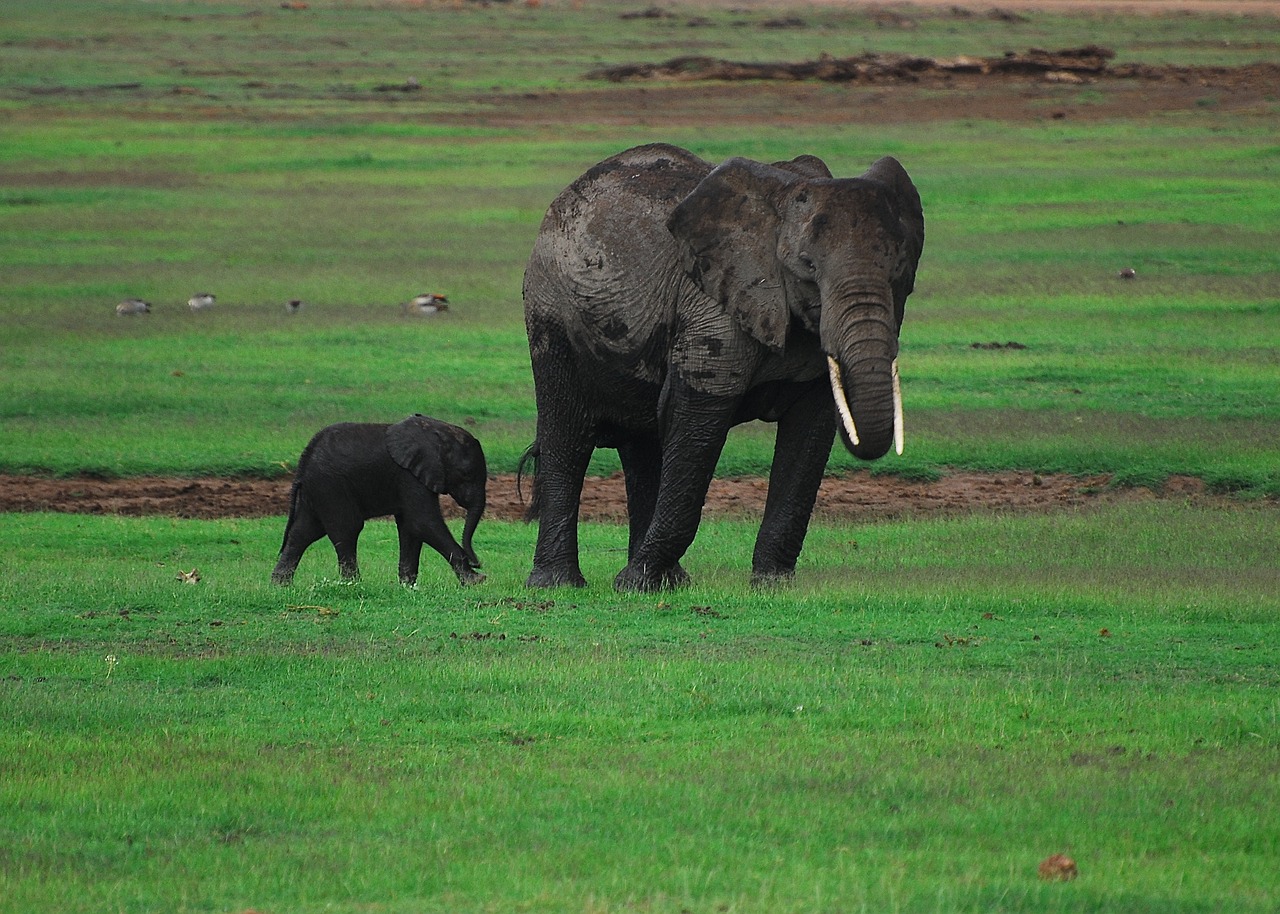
(526, 321), (595, 589)
(525, 440), (591, 588)
(618, 437), (662, 561)
(272, 502), (326, 585)
(321, 512), (364, 581)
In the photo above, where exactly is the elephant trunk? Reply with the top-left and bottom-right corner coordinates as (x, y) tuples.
(461, 501), (483, 568)
(820, 280), (902, 461)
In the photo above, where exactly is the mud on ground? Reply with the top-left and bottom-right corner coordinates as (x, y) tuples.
(0, 471), (1224, 523)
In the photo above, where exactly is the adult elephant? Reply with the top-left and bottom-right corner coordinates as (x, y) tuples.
(522, 143), (924, 591)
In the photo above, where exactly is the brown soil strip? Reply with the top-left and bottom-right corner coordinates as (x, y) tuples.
(0, 471), (1230, 523)
(587, 46), (1280, 91)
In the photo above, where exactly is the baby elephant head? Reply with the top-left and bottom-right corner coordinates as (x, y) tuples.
(387, 414), (487, 570)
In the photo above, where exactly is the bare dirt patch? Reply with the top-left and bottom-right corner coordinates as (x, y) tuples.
(462, 50), (1277, 129)
(0, 470), (1225, 523)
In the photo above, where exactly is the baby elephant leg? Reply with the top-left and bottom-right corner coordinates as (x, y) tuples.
(398, 501), (484, 586)
(395, 522), (424, 586)
(272, 503), (327, 585)
(322, 510), (364, 581)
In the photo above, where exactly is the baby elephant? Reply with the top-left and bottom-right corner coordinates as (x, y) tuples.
(272, 415), (486, 586)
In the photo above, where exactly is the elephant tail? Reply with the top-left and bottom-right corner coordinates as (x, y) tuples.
(516, 442), (540, 522)
(278, 472), (305, 548)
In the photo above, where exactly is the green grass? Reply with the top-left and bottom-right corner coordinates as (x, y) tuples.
(2, 3), (1278, 488)
(4, 115), (1278, 489)
(3, 1), (1280, 910)
(3, 504), (1279, 913)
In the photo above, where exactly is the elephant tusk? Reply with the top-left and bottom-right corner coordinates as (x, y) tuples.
(827, 356), (859, 447)
(892, 358), (904, 456)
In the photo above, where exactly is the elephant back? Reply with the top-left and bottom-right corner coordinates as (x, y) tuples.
(526, 144), (714, 385)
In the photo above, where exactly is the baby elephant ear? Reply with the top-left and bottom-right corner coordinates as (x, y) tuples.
(386, 414), (449, 493)
(667, 157), (797, 352)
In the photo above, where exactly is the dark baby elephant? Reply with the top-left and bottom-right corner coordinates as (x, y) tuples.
(271, 414), (486, 586)
(523, 143), (924, 591)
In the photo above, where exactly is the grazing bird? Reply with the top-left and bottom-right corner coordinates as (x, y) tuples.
(1118, 267), (1136, 280)
(406, 293), (449, 315)
(286, 298), (304, 314)
(116, 298), (151, 316)
(188, 292), (216, 310)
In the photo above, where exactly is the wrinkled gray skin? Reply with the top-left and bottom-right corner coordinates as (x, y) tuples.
(271, 415), (486, 586)
(523, 143), (924, 592)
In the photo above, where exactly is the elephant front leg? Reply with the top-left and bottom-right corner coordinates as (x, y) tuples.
(614, 401), (733, 592)
(752, 382), (836, 585)
(395, 519), (424, 586)
(401, 504), (485, 586)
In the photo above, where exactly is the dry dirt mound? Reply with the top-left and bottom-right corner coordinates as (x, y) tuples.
(0, 471), (1219, 523)
(588, 45), (1280, 93)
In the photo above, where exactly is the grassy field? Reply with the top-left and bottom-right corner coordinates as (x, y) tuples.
(4, 506), (1278, 913)
(3, 0), (1278, 488)
(2, 1), (1279, 911)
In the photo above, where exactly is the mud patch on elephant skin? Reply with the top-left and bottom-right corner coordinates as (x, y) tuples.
(0, 471), (1256, 523)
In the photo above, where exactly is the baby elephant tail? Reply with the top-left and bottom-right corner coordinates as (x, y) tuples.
(516, 442), (540, 523)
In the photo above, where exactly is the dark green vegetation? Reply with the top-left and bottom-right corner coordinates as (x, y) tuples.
(2, 1), (1278, 911)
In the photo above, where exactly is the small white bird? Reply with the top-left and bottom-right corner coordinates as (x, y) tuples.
(116, 298), (151, 316)
(286, 298), (304, 314)
(188, 292), (216, 310)
(406, 293), (449, 315)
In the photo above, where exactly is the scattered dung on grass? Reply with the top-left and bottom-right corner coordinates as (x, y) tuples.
(1038, 853), (1080, 881)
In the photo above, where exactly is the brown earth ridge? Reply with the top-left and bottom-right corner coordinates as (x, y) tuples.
(587, 45), (1280, 89)
(0, 471), (1231, 523)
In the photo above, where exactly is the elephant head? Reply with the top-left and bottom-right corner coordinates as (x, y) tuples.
(387, 414), (486, 568)
(667, 154), (924, 460)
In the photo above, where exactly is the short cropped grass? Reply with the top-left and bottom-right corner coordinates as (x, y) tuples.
(3, 114), (1279, 490)
(3, 2), (1280, 911)
(3, 1), (1280, 491)
(3, 503), (1278, 913)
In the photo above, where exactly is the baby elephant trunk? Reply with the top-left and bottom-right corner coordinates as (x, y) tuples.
(461, 500), (484, 568)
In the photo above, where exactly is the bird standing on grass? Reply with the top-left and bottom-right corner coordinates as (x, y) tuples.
(406, 293), (449, 315)
(286, 298), (304, 314)
(188, 292), (216, 310)
(116, 298), (151, 316)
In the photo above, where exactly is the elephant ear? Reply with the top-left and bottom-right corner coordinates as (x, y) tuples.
(667, 157), (799, 352)
(386, 414), (450, 494)
(862, 156), (925, 325)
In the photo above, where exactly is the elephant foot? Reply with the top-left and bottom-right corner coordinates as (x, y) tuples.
(614, 561), (690, 593)
(457, 569), (486, 586)
(526, 566), (587, 589)
(750, 568), (796, 588)
(270, 571), (294, 586)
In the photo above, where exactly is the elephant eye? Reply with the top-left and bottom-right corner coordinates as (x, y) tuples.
(798, 253), (816, 273)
